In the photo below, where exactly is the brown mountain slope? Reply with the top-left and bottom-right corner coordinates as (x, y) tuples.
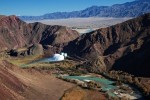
(63, 13), (150, 77)
(0, 60), (75, 100)
(0, 61), (26, 100)
(0, 15), (79, 51)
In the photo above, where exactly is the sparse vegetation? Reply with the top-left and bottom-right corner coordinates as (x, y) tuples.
(108, 70), (150, 97)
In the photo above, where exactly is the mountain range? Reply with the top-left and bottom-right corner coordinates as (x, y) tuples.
(0, 13), (150, 100)
(0, 13), (150, 77)
(19, 0), (150, 20)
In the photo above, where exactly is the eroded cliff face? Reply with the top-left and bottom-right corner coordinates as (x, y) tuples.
(0, 15), (79, 51)
(63, 13), (150, 76)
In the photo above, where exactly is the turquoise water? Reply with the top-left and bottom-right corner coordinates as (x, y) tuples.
(63, 76), (116, 91)
(21, 57), (61, 67)
(37, 58), (57, 62)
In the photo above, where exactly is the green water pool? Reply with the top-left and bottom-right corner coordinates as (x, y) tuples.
(63, 76), (116, 91)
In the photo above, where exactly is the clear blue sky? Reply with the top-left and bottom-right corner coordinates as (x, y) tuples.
(0, 0), (135, 16)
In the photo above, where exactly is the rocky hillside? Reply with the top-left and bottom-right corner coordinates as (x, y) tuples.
(20, 0), (150, 20)
(0, 60), (74, 100)
(63, 13), (150, 77)
(0, 15), (79, 51)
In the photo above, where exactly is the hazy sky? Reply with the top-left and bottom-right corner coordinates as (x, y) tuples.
(0, 0), (135, 16)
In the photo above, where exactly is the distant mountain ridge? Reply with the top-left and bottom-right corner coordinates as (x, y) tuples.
(19, 0), (150, 20)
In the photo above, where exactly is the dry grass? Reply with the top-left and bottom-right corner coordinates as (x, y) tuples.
(61, 86), (106, 100)
(7, 55), (43, 66)
(22, 59), (80, 70)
